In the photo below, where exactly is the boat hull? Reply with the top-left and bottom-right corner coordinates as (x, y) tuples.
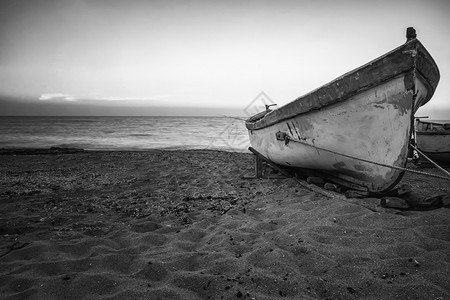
(249, 76), (427, 192)
(415, 121), (450, 164)
(246, 34), (439, 193)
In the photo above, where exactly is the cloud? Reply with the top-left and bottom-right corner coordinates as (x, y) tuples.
(39, 93), (77, 101)
(38, 93), (171, 103)
(97, 95), (171, 102)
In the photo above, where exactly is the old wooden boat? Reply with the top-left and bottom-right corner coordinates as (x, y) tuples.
(414, 119), (450, 164)
(246, 28), (440, 193)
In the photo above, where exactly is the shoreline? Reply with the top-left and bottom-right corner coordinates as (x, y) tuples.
(1, 149), (449, 299)
(0, 146), (248, 155)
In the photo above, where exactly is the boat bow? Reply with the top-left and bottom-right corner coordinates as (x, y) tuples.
(246, 28), (440, 193)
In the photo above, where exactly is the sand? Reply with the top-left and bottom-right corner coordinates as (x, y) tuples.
(0, 149), (449, 299)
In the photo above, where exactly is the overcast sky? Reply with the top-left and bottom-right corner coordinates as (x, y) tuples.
(0, 0), (449, 116)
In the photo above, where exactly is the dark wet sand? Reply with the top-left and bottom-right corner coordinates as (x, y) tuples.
(1, 149), (449, 299)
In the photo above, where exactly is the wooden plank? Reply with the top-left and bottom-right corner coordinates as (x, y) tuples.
(242, 154), (284, 180)
(248, 147), (346, 200)
(255, 155), (263, 178)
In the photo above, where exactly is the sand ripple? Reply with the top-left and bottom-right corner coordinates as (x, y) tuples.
(1, 150), (449, 299)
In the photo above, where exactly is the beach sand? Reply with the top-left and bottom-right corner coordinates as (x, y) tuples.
(1, 149), (449, 299)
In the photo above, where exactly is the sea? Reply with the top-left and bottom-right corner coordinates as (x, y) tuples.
(0, 116), (250, 152)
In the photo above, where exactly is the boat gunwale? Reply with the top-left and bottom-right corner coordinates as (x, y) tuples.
(415, 120), (450, 126)
(416, 131), (450, 136)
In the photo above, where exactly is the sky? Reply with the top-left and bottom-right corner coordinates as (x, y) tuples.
(0, 0), (449, 117)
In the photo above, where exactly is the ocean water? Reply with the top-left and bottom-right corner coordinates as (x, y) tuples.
(0, 116), (250, 152)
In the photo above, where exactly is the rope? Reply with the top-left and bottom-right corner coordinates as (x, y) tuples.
(285, 136), (450, 181)
(410, 144), (450, 178)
